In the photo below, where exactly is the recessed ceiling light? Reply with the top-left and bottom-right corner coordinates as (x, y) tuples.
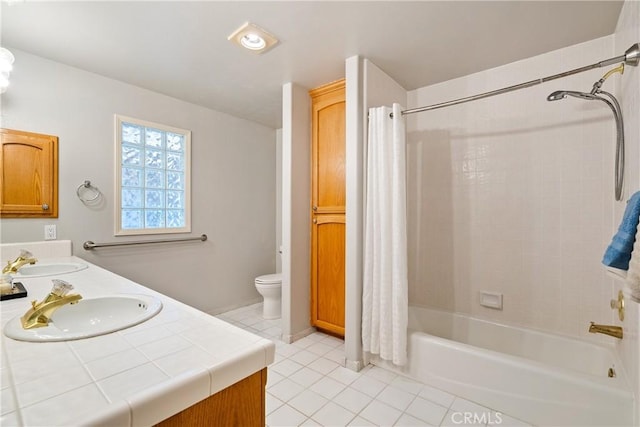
(228, 22), (278, 54)
(241, 33), (266, 51)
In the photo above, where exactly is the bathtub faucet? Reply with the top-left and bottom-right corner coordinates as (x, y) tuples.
(588, 322), (623, 339)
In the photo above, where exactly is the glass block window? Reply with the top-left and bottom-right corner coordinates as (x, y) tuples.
(115, 115), (191, 235)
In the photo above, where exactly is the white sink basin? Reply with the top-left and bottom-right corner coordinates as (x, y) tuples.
(4, 294), (162, 342)
(14, 262), (88, 278)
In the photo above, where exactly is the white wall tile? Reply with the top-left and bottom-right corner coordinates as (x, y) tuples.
(0, 241), (72, 262)
(407, 35), (618, 342)
(614, 1), (640, 422)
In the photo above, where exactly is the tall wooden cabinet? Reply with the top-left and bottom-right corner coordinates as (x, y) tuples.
(0, 129), (58, 218)
(309, 79), (345, 337)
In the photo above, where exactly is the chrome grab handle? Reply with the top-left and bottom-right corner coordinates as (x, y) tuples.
(83, 234), (207, 250)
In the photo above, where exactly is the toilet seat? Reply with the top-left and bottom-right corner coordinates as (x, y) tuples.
(255, 273), (281, 285)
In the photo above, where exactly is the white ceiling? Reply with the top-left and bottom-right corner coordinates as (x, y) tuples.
(1, 1), (623, 129)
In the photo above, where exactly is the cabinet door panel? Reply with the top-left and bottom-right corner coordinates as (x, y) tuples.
(315, 101), (345, 211)
(311, 81), (345, 215)
(1, 129), (58, 217)
(311, 215), (345, 336)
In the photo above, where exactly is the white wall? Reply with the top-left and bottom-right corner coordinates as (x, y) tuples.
(276, 128), (283, 273)
(614, 0), (640, 422)
(0, 49), (276, 315)
(281, 82), (312, 342)
(406, 36), (618, 342)
(364, 60), (408, 112)
(344, 57), (407, 370)
(345, 56), (365, 370)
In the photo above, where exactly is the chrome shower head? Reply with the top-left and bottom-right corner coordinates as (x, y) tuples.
(547, 90), (598, 102)
(546, 87), (626, 201)
(547, 91), (567, 101)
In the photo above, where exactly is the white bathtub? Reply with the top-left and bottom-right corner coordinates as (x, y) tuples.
(398, 306), (634, 426)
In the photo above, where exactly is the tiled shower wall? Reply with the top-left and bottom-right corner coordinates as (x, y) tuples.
(405, 36), (619, 342)
(614, 0), (640, 420)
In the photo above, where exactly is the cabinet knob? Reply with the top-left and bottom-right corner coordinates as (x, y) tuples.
(42, 204), (49, 210)
(313, 218), (317, 224)
(312, 206), (317, 211)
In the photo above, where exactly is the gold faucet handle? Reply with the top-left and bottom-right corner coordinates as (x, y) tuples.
(51, 280), (74, 297)
(30, 300), (38, 309)
(18, 250), (34, 259)
(610, 290), (625, 321)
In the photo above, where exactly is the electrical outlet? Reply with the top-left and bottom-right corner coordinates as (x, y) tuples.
(44, 224), (57, 240)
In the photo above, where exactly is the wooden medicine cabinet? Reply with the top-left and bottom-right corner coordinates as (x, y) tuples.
(0, 128), (58, 218)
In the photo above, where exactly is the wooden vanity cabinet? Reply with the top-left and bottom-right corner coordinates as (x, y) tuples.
(156, 368), (267, 427)
(309, 79), (345, 337)
(0, 128), (58, 218)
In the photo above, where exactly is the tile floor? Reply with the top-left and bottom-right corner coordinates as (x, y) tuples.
(217, 303), (533, 427)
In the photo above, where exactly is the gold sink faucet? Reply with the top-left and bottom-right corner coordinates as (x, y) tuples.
(589, 322), (623, 339)
(21, 280), (82, 329)
(3, 250), (38, 274)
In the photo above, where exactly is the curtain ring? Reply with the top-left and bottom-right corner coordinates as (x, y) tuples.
(76, 180), (101, 204)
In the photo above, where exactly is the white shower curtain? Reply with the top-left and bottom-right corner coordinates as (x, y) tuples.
(362, 103), (408, 366)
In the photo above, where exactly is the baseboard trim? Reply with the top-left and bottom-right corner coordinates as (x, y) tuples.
(281, 327), (316, 344)
(345, 358), (365, 372)
(206, 298), (262, 316)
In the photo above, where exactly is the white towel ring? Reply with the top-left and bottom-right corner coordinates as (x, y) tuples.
(76, 180), (101, 204)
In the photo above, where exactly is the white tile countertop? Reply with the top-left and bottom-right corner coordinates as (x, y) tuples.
(0, 252), (275, 426)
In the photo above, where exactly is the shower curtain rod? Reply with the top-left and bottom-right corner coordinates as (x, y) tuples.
(393, 43), (639, 117)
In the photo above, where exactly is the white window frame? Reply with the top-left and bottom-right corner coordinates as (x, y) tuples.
(114, 114), (191, 236)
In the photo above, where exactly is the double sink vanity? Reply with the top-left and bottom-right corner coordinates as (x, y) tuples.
(0, 241), (275, 426)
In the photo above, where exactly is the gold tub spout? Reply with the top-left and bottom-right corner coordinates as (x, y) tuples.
(589, 322), (623, 339)
(2, 250), (37, 274)
(21, 280), (82, 329)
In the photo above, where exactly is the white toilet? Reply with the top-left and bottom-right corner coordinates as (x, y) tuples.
(254, 273), (282, 319)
